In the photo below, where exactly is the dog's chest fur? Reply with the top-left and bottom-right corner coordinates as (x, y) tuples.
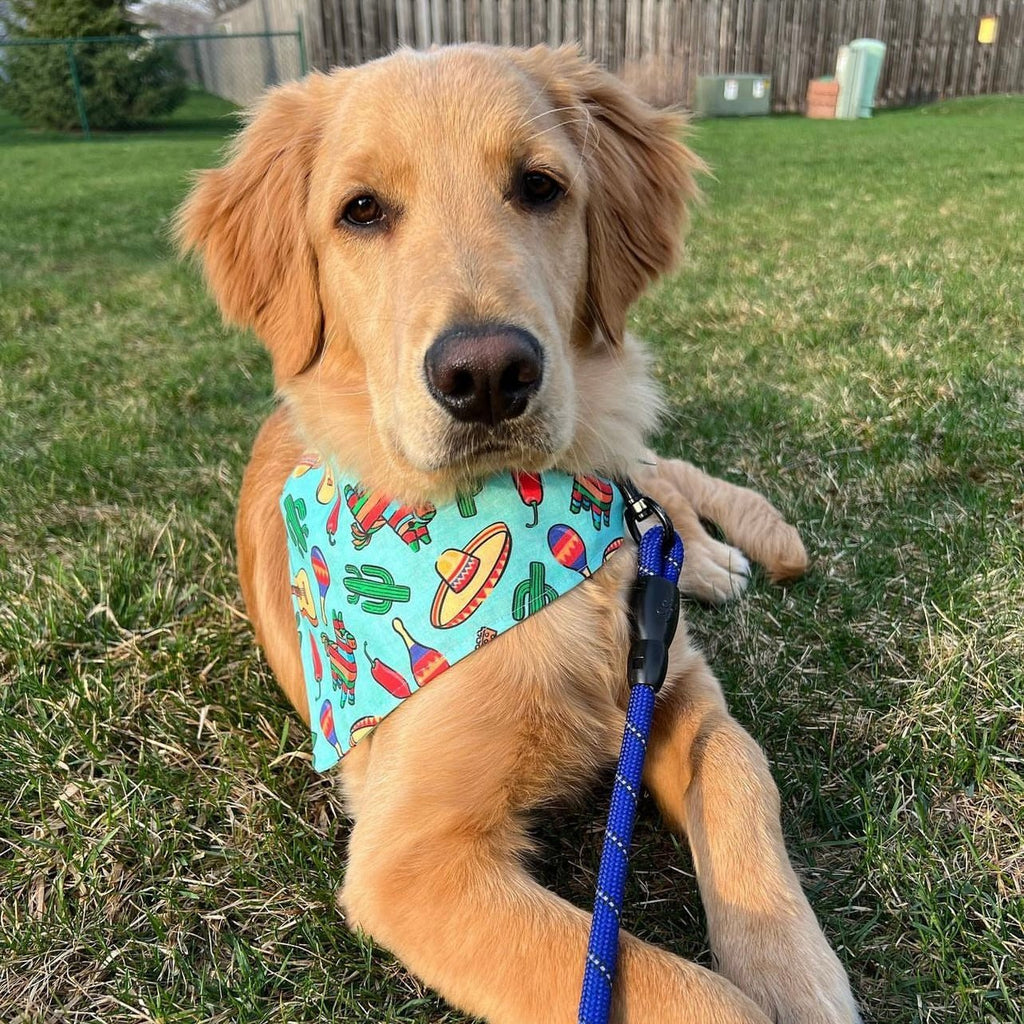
(336, 546), (651, 820)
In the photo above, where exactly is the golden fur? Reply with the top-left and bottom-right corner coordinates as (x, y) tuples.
(178, 44), (859, 1024)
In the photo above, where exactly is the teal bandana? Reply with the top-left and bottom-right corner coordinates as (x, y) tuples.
(281, 458), (626, 771)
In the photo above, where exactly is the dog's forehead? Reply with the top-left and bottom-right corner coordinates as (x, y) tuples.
(322, 48), (577, 167)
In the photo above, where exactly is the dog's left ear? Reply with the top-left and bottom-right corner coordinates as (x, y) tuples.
(513, 46), (702, 347)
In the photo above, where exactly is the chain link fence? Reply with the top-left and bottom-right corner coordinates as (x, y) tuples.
(179, 26), (307, 107)
(0, 26), (306, 138)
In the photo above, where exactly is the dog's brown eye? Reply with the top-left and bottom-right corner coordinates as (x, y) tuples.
(341, 194), (385, 227)
(519, 171), (563, 208)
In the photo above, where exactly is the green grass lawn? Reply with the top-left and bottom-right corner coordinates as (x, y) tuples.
(2, 93), (1022, 1023)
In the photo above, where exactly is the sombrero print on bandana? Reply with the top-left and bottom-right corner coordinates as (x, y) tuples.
(281, 459), (626, 771)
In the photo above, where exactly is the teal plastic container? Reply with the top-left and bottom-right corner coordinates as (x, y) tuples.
(836, 39), (886, 118)
(695, 74), (771, 117)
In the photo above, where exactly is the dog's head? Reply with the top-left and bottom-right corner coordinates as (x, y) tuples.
(178, 45), (700, 499)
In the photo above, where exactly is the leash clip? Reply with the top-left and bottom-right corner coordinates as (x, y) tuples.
(618, 478), (677, 563)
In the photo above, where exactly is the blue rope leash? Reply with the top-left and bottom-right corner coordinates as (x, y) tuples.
(578, 487), (683, 1024)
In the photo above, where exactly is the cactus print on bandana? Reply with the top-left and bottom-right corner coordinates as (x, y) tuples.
(281, 460), (626, 771)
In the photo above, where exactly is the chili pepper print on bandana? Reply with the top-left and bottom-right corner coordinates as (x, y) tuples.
(281, 459), (627, 771)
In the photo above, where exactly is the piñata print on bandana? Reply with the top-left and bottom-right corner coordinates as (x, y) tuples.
(281, 458), (626, 771)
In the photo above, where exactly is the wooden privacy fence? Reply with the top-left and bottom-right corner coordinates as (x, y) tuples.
(218, 0), (1024, 111)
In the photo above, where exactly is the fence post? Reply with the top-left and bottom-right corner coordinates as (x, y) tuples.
(65, 41), (91, 139)
(297, 14), (309, 76)
(191, 36), (202, 84)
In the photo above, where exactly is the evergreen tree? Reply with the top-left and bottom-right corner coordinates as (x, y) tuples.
(0, 0), (187, 131)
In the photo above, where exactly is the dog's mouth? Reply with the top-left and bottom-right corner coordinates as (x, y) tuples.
(404, 417), (560, 477)
(445, 426), (555, 470)
(460, 439), (515, 458)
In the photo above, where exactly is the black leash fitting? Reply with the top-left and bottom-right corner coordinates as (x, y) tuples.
(617, 478), (681, 695)
(626, 575), (679, 694)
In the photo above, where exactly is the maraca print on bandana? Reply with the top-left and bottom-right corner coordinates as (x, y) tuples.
(309, 545), (331, 624)
(512, 471), (544, 528)
(321, 613), (358, 705)
(548, 524), (592, 578)
(319, 699), (344, 758)
(364, 641), (413, 699)
(345, 483), (436, 551)
(393, 618), (450, 686)
(291, 568), (318, 626)
(570, 474), (615, 529)
(430, 522), (512, 629)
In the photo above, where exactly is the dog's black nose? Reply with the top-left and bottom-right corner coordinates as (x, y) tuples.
(424, 325), (543, 425)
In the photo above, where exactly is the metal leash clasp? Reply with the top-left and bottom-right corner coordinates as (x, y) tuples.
(618, 477), (678, 563)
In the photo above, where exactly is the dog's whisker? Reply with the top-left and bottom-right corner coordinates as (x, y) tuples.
(512, 87), (548, 134)
(522, 118), (593, 146)
(565, 109), (596, 194)
(516, 104), (581, 130)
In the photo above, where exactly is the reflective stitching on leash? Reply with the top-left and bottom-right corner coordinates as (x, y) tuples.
(603, 827), (629, 858)
(594, 888), (621, 919)
(586, 952), (614, 986)
(623, 719), (648, 747)
(614, 773), (639, 804)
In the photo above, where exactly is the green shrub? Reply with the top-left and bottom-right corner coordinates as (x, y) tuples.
(0, 0), (187, 130)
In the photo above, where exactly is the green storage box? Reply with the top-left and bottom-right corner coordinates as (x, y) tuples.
(835, 39), (887, 118)
(695, 74), (771, 117)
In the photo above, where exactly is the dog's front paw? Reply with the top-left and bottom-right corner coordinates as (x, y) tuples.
(718, 914), (862, 1024)
(677, 534), (751, 604)
(759, 959), (862, 1024)
(761, 959), (862, 1024)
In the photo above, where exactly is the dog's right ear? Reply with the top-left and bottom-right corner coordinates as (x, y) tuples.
(176, 75), (331, 384)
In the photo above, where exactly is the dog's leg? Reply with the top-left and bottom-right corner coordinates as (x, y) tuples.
(643, 643), (861, 1024)
(342, 820), (771, 1024)
(634, 455), (808, 593)
(339, 691), (771, 1024)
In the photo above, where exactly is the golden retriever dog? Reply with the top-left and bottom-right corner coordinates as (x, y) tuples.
(178, 44), (860, 1024)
